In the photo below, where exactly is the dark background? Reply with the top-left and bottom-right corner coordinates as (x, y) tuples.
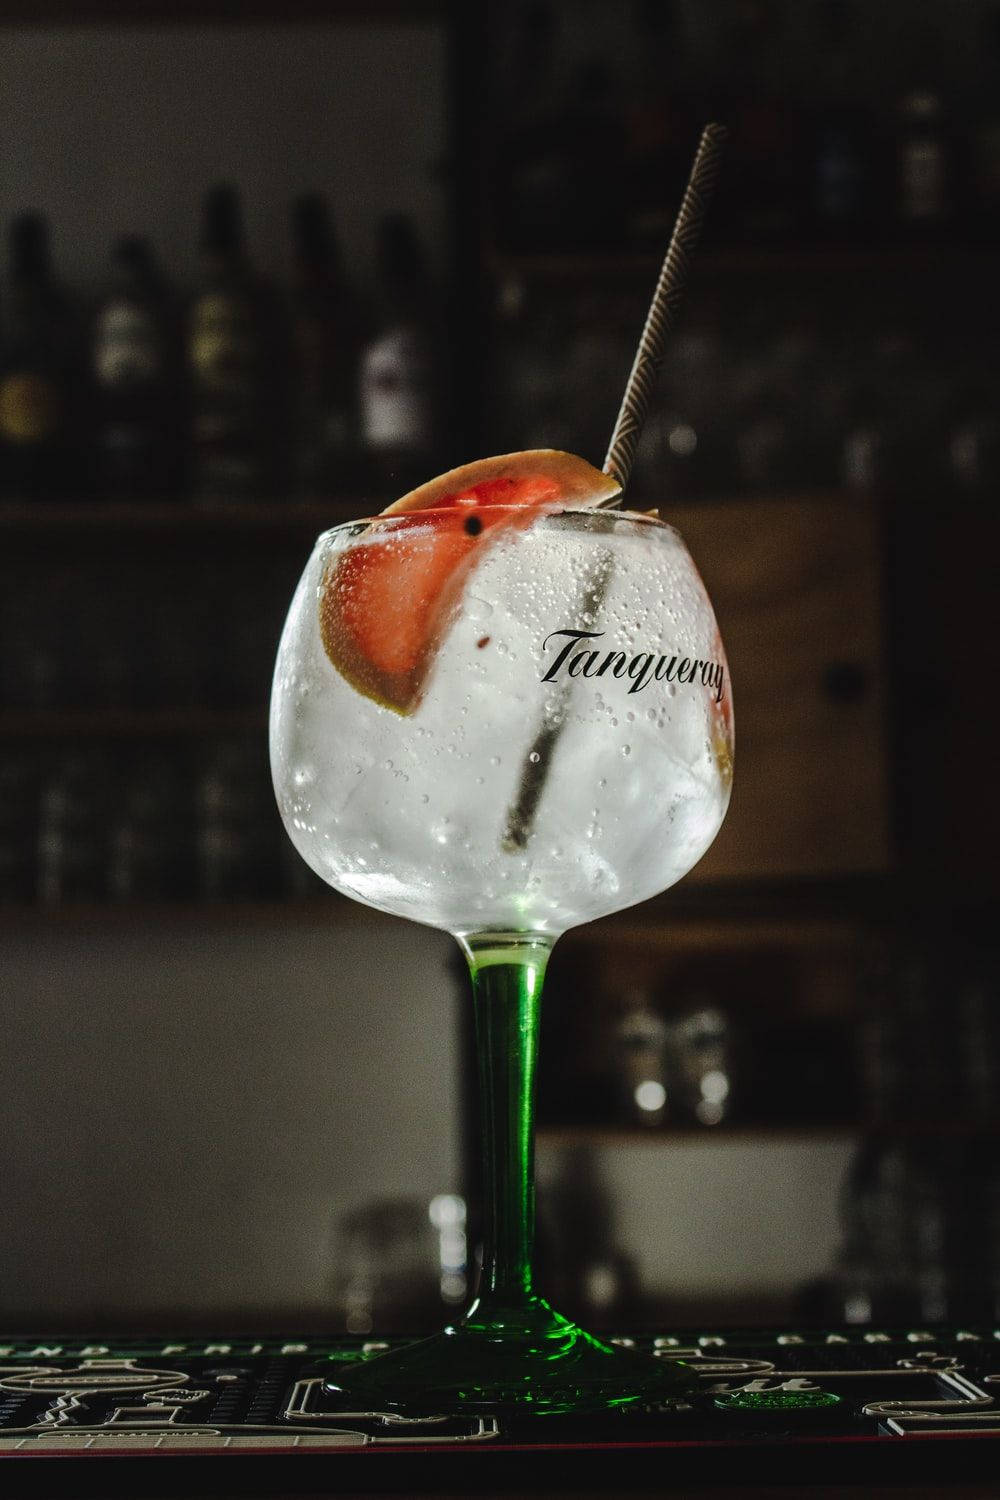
(0, 0), (997, 1338)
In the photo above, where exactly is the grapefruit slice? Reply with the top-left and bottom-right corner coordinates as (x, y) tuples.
(320, 450), (620, 714)
(381, 449), (620, 516)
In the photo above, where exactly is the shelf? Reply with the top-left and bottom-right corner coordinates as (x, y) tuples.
(0, 877), (895, 932)
(538, 1120), (1000, 1146)
(0, 0), (443, 23)
(0, 708), (265, 737)
(0, 895), (363, 929)
(0, 498), (373, 534)
(489, 245), (997, 284)
(537, 1124), (858, 1147)
(566, 875), (897, 948)
(0, 488), (875, 535)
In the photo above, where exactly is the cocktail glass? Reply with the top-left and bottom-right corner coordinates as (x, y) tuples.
(269, 501), (733, 1415)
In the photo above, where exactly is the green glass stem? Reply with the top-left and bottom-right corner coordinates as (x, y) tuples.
(459, 931), (552, 1322)
(323, 926), (693, 1412)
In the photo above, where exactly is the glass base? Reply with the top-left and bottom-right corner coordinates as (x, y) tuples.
(324, 1297), (691, 1417)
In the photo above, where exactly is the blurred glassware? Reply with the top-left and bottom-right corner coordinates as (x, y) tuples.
(0, 212), (79, 501)
(358, 215), (442, 489)
(0, 567), (64, 709)
(288, 193), (365, 500)
(36, 750), (109, 904)
(0, 751), (39, 901)
(108, 753), (192, 901)
(187, 184), (277, 503)
(897, 89), (953, 233)
(806, 0), (873, 237)
(90, 235), (178, 501)
(613, 987), (669, 1127)
(666, 1004), (737, 1128)
(536, 1145), (639, 1327)
(946, 383), (1000, 495)
(196, 738), (280, 900)
(69, 568), (149, 709)
(330, 1197), (446, 1336)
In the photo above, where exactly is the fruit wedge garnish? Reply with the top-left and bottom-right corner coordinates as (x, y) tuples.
(381, 449), (621, 516)
(320, 450), (621, 714)
(709, 626), (734, 789)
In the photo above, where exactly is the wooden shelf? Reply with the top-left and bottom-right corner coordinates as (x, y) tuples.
(538, 1119), (1000, 1146)
(0, 498), (373, 534)
(0, 895), (362, 929)
(0, 708), (265, 737)
(489, 245), (997, 283)
(0, 876), (894, 932)
(0, 0), (443, 23)
(537, 1124), (858, 1147)
(566, 874), (895, 944)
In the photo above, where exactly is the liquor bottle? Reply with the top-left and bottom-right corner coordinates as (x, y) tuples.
(36, 752), (109, 905)
(945, 383), (1000, 496)
(0, 751), (38, 901)
(612, 988), (669, 1126)
(807, 0), (871, 238)
(196, 739), (280, 900)
(623, 0), (693, 250)
(289, 194), (362, 498)
(491, 1), (569, 253)
(358, 215), (441, 491)
(897, 90), (953, 233)
(91, 236), (176, 499)
(712, 0), (804, 243)
(971, 6), (1000, 240)
(187, 184), (274, 501)
(0, 213), (77, 500)
(108, 754), (192, 901)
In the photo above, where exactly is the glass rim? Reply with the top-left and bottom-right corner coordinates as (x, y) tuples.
(314, 505), (685, 546)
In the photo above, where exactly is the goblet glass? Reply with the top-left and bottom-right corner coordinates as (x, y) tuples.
(269, 503), (733, 1415)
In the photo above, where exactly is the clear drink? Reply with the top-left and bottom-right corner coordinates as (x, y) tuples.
(270, 506), (731, 938)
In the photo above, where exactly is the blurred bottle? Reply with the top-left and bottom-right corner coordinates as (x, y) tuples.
(359, 215), (441, 490)
(559, 58), (625, 251)
(0, 563), (64, 708)
(109, 755), (192, 901)
(714, 0), (804, 243)
(945, 383), (1000, 497)
(733, 392), (798, 491)
(833, 1137), (922, 1324)
(289, 194), (363, 498)
(0, 213), (78, 500)
(896, 90), (954, 234)
(91, 236), (178, 500)
(68, 567), (151, 709)
(987, 1154), (1000, 1321)
(187, 185), (277, 502)
(0, 751), (38, 901)
(971, 5), (1000, 239)
(493, 288), (578, 454)
(196, 739), (280, 900)
(331, 1198), (443, 1336)
(491, 1), (574, 252)
(623, 0), (694, 250)
(634, 316), (728, 499)
(667, 1004), (738, 1127)
(955, 972), (1000, 1125)
(612, 988), (669, 1126)
(37, 752), (109, 904)
(840, 385), (894, 493)
(536, 1146), (639, 1327)
(807, 0), (872, 238)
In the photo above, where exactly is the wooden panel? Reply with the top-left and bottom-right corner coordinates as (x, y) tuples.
(670, 494), (890, 880)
